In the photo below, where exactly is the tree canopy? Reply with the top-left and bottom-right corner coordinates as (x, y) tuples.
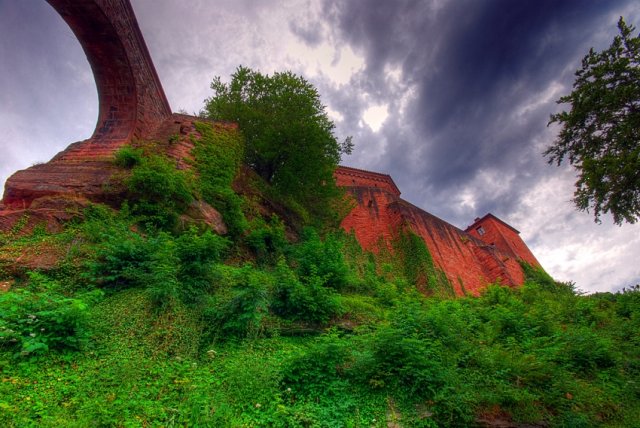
(203, 66), (352, 226)
(545, 17), (640, 225)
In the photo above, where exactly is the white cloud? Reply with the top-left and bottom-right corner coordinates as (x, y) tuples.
(511, 168), (640, 293)
(362, 104), (389, 132)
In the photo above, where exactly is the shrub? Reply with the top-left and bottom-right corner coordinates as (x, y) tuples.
(87, 224), (230, 307)
(0, 285), (90, 357)
(271, 259), (341, 324)
(124, 153), (194, 229)
(206, 265), (271, 339)
(175, 227), (229, 302)
(556, 327), (617, 373)
(113, 145), (144, 169)
(244, 215), (288, 265)
(281, 331), (352, 397)
(293, 228), (350, 290)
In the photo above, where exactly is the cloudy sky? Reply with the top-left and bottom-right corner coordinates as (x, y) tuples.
(1, 0), (639, 293)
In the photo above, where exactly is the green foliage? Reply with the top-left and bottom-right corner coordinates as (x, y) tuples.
(191, 121), (248, 237)
(293, 228), (351, 290)
(114, 147), (195, 229)
(244, 215), (288, 265)
(205, 265), (271, 339)
(2, 190), (640, 425)
(546, 17), (640, 224)
(271, 258), (341, 324)
(175, 227), (229, 302)
(393, 228), (454, 297)
(113, 144), (143, 169)
(0, 275), (91, 357)
(204, 66), (351, 227)
(85, 212), (228, 307)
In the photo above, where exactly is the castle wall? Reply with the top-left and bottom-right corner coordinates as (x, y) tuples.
(335, 166), (400, 196)
(466, 214), (540, 268)
(336, 166), (535, 295)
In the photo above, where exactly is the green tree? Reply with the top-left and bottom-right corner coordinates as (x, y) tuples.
(203, 66), (352, 225)
(545, 17), (640, 225)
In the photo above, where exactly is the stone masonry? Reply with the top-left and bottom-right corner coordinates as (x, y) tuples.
(336, 166), (541, 295)
(2, 0), (172, 209)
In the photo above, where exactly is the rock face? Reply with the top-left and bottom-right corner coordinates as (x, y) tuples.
(335, 166), (542, 295)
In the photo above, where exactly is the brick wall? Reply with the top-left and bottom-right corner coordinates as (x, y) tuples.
(2, 0), (173, 209)
(465, 214), (541, 268)
(336, 166), (537, 295)
(46, 0), (171, 155)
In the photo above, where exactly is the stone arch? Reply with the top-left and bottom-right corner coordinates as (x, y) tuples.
(1, 0), (174, 209)
(46, 0), (171, 143)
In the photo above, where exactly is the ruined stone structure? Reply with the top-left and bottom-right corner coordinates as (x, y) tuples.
(336, 166), (541, 295)
(2, 0), (175, 210)
(0, 0), (542, 294)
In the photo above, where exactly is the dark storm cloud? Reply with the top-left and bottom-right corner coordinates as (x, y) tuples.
(289, 20), (324, 47)
(319, 0), (633, 224)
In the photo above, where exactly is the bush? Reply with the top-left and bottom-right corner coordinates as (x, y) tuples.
(175, 227), (229, 302)
(113, 145), (144, 169)
(87, 223), (229, 307)
(244, 215), (288, 265)
(281, 331), (352, 397)
(271, 259), (341, 324)
(122, 152), (194, 229)
(206, 265), (271, 339)
(0, 285), (90, 357)
(293, 228), (350, 290)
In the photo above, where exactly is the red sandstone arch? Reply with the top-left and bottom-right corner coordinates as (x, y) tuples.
(46, 0), (171, 142)
(1, 0), (174, 209)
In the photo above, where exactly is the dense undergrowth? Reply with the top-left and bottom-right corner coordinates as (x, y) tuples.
(1, 124), (639, 426)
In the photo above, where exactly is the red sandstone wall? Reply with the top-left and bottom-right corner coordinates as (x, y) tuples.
(466, 215), (540, 267)
(335, 166), (400, 196)
(389, 201), (524, 295)
(47, 0), (171, 148)
(337, 167), (536, 296)
(2, 0), (173, 209)
(340, 186), (403, 251)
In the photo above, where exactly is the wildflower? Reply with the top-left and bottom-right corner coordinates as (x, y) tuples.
(29, 333), (36, 338)
(255, 403), (261, 409)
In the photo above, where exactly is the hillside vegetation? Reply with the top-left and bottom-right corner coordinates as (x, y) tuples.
(1, 69), (639, 426)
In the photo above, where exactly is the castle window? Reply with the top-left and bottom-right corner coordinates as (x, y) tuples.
(476, 226), (485, 236)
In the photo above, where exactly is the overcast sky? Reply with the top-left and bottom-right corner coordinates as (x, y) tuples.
(1, 0), (639, 293)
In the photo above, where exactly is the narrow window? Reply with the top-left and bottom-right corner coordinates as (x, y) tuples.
(476, 226), (485, 236)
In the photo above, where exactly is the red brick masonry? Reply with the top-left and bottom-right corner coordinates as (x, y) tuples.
(336, 166), (541, 295)
(3, 0), (172, 209)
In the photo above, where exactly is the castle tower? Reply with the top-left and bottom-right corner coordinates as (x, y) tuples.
(465, 214), (540, 267)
